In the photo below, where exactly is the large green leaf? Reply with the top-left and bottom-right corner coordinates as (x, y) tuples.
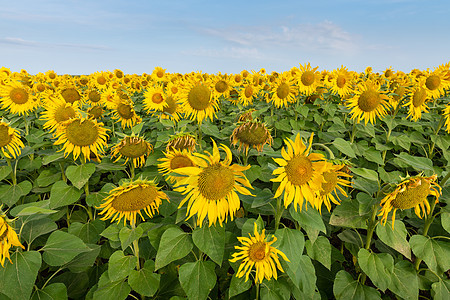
(93, 272), (131, 300)
(192, 224), (225, 266)
(21, 217), (57, 245)
(31, 283), (67, 300)
(441, 212), (450, 234)
(66, 244), (101, 273)
(431, 280), (450, 300)
(285, 255), (316, 298)
(329, 198), (367, 229)
(178, 261), (216, 300)
(260, 277), (291, 300)
(119, 225), (144, 250)
(155, 227), (193, 270)
(357, 249), (393, 292)
(65, 163), (96, 189)
(0, 180), (32, 207)
(289, 205), (326, 233)
(0, 251), (42, 300)
(332, 138), (356, 158)
(48, 180), (82, 209)
(68, 220), (105, 244)
(42, 231), (90, 266)
(128, 260), (161, 297)
(0, 165), (11, 181)
(394, 152), (433, 171)
(228, 274), (252, 298)
(333, 270), (381, 300)
(36, 170), (62, 187)
(376, 220), (411, 259)
(108, 250), (138, 281)
(387, 260), (418, 300)
(410, 235), (450, 273)
(274, 227), (305, 272)
(305, 236), (331, 270)
(350, 168), (378, 182)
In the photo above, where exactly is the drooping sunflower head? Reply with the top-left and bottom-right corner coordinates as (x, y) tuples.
(180, 77), (218, 123)
(0, 80), (39, 115)
(237, 109), (255, 123)
(229, 222), (290, 284)
(166, 133), (197, 152)
(315, 163), (352, 213)
(158, 148), (197, 183)
(112, 99), (142, 129)
(379, 174), (442, 228)
(53, 117), (109, 162)
(98, 178), (169, 225)
(0, 121), (24, 159)
(174, 140), (254, 226)
(111, 135), (153, 168)
(0, 212), (25, 267)
(231, 121), (273, 154)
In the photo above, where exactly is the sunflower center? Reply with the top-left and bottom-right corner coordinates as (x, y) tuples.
(48, 73), (56, 80)
(336, 76), (346, 88)
(235, 123), (269, 146)
(170, 155), (194, 169)
(54, 105), (76, 123)
(152, 93), (164, 104)
(88, 90), (101, 103)
(249, 241), (267, 262)
(188, 84), (211, 110)
(425, 75), (440, 90)
(234, 74), (242, 83)
(156, 70), (164, 78)
(215, 80), (228, 93)
(119, 139), (149, 158)
(88, 106), (103, 119)
(61, 88), (81, 104)
(117, 103), (133, 119)
(393, 86), (405, 102)
(358, 89), (380, 112)
(285, 155), (313, 186)
(36, 83), (46, 92)
(320, 171), (338, 195)
(412, 88), (427, 107)
(9, 88), (29, 104)
(115, 70), (124, 78)
(97, 76), (107, 85)
(79, 77), (89, 85)
(391, 180), (431, 209)
(171, 86), (178, 94)
(111, 185), (158, 212)
(301, 71), (315, 86)
(385, 70), (393, 78)
(244, 86), (253, 98)
(163, 96), (178, 114)
(276, 83), (290, 99)
(65, 119), (99, 147)
(0, 125), (12, 147)
(198, 164), (235, 201)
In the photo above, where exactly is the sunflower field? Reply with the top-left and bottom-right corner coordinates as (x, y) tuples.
(0, 64), (449, 300)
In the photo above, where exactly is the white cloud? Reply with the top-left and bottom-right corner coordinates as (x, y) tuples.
(0, 37), (109, 51)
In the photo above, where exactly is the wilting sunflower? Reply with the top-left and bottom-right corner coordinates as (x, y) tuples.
(329, 66), (354, 98)
(41, 93), (79, 133)
(237, 109), (255, 123)
(404, 83), (430, 121)
(231, 121), (273, 154)
(111, 135), (153, 168)
(0, 212), (25, 267)
(315, 163), (352, 213)
(444, 104), (450, 133)
(346, 80), (391, 124)
(0, 121), (25, 159)
(53, 117), (109, 162)
(0, 80), (39, 115)
(269, 73), (298, 108)
(229, 223), (290, 284)
(158, 148), (197, 183)
(379, 175), (441, 228)
(297, 63), (321, 96)
(179, 76), (218, 123)
(112, 99), (142, 129)
(98, 178), (169, 225)
(143, 84), (168, 112)
(174, 140), (254, 227)
(166, 133), (197, 152)
(271, 133), (329, 211)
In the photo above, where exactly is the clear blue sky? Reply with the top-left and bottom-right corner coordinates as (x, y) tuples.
(1, 0), (449, 75)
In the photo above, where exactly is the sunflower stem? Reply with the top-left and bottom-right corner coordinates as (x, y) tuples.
(255, 282), (260, 300)
(59, 162), (67, 182)
(349, 119), (357, 144)
(131, 219), (140, 270)
(242, 150), (249, 166)
(365, 204), (379, 250)
(130, 162), (135, 179)
(274, 196), (283, 231)
(197, 122), (203, 150)
(6, 158), (17, 186)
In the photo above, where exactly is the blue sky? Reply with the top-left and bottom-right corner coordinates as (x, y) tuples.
(1, 0), (449, 75)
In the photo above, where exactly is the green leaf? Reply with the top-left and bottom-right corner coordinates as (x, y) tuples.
(357, 249), (393, 291)
(16, 206), (57, 216)
(36, 169), (62, 187)
(333, 270), (381, 300)
(65, 163), (96, 189)
(329, 199), (367, 229)
(192, 224), (225, 266)
(394, 152), (433, 171)
(49, 180), (83, 209)
(285, 255), (316, 297)
(21, 217), (57, 245)
(155, 227), (193, 270)
(289, 205), (326, 233)
(0, 251), (42, 300)
(128, 260), (161, 297)
(260, 278), (291, 300)
(364, 147), (384, 165)
(68, 220), (105, 244)
(0, 180), (32, 207)
(351, 167), (378, 182)
(431, 280), (450, 300)
(42, 152), (64, 165)
(274, 227), (305, 272)
(228, 275), (252, 298)
(441, 212), (450, 234)
(108, 250), (138, 281)
(119, 226), (144, 250)
(101, 223), (121, 242)
(178, 261), (216, 300)
(241, 217), (265, 237)
(333, 138), (356, 158)
(387, 260), (418, 300)
(305, 236), (331, 270)
(31, 283), (67, 300)
(0, 165), (12, 181)
(375, 220), (411, 259)
(42, 231), (90, 266)
(93, 272), (131, 300)
(66, 244), (101, 273)
(410, 235), (450, 273)
(86, 182), (116, 208)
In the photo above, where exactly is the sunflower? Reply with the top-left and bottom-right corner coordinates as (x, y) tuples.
(41, 93), (79, 133)
(166, 133), (197, 152)
(151, 66), (167, 82)
(329, 66), (354, 98)
(271, 133), (329, 211)
(0, 121), (24, 159)
(423, 68), (450, 99)
(87, 105), (104, 119)
(314, 164), (352, 213)
(101, 87), (120, 109)
(404, 83), (430, 121)
(346, 80), (391, 125)
(297, 63), (321, 96)
(59, 83), (83, 104)
(229, 222), (289, 284)
(90, 71), (110, 90)
(86, 88), (103, 106)
(444, 104), (450, 133)
(269, 73), (298, 108)
(111, 135), (153, 168)
(0, 80), (39, 115)
(388, 77), (408, 109)
(238, 81), (260, 107)
(53, 117), (109, 162)
(98, 178), (169, 225)
(231, 121), (272, 154)
(212, 74), (234, 100)
(0, 212), (25, 267)
(158, 148), (197, 183)
(379, 175), (441, 228)
(179, 76), (218, 123)
(143, 84), (168, 112)
(112, 99), (142, 129)
(174, 140), (254, 227)
(45, 70), (58, 82)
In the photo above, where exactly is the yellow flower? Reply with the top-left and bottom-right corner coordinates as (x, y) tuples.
(231, 121), (272, 155)
(98, 178), (169, 225)
(315, 164), (352, 213)
(444, 104), (450, 133)
(297, 63), (321, 96)
(271, 133), (329, 211)
(212, 74), (234, 100)
(229, 223), (289, 284)
(329, 66), (354, 98)
(143, 84), (168, 112)
(238, 81), (260, 107)
(379, 175), (441, 228)
(403, 82), (430, 121)
(158, 148), (197, 183)
(111, 99), (142, 129)
(174, 140), (254, 227)
(111, 135), (153, 168)
(0, 79), (39, 115)
(41, 92), (79, 133)
(1, 213), (25, 267)
(0, 121), (25, 159)
(269, 73), (298, 108)
(166, 133), (197, 152)
(423, 68), (450, 99)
